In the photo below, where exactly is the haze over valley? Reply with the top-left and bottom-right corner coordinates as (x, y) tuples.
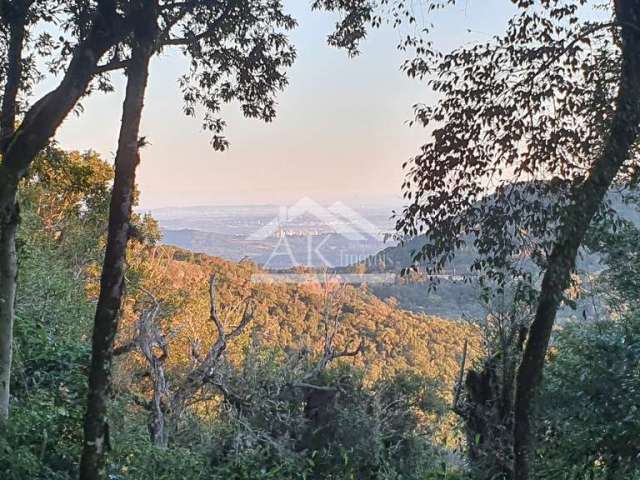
(149, 202), (397, 269)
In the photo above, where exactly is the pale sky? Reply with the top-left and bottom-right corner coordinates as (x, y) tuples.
(48, 0), (514, 208)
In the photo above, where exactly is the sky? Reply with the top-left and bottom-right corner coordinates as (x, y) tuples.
(48, 0), (515, 208)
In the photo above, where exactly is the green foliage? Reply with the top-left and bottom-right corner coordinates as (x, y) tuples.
(0, 147), (107, 479)
(585, 203), (640, 312)
(109, 442), (211, 480)
(0, 390), (85, 480)
(0, 205), (92, 480)
(210, 446), (309, 480)
(206, 347), (453, 480)
(536, 317), (640, 479)
(20, 146), (113, 277)
(535, 201), (640, 479)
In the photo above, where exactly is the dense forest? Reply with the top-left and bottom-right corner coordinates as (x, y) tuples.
(2, 0), (640, 479)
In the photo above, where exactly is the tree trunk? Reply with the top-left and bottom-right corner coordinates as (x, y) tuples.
(512, 4), (640, 479)
(0, 0), (124, 422)
(79, 3), (157, 478)
(0, 2), (27, 423)
(463, 363), (514, 480)
(0, 200), (18, 422)
(148, 355), (168, 447)
(0, 3), (26, 148)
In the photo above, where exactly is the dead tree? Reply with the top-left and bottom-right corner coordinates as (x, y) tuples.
(297, 335), (362, 454)
(213, 285), (365, 455)
(172, 274), (255, 414)
(113, 290), (169, 447)
(298, 291), (364, 386)
(114, 274), (254, 447)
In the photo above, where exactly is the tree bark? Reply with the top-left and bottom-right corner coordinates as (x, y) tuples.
(79, 3), (157, 478)
(0, 0), (125, 421)
(147, 354), (168, 448)
(0, 203), (18, 423)
(512, 3), (640, 479)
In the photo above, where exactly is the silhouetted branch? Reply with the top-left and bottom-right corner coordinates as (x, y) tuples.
(94, 58), (130, 75)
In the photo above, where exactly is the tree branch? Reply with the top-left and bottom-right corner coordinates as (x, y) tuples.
(0, 0), (128, 185)
(528, 22), (616, 84)
(292, 382), (338, 392)
(172, 273), (255, 412)
(94, 58), (131, 75)
(0, 1), (29, 152)
(162, 2), (232, 47)
(302, 296), (364, 383)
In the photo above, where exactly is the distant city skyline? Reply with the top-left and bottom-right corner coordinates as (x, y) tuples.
(44, 1), (515, 208)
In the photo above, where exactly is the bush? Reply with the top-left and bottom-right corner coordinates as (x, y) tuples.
(0, 392), (84, 479)
(108, 443), (211, 480)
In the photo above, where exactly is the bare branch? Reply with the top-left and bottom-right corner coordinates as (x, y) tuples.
(113, 340), (137, 357)
(113, 287), (162, 357)
(335, 339), (364, 359)
(302, 293), (363, 382)
(227, 301), (255, 340)
(208, 274), (225, 343)
(292, 382), (338, 392)
(172, 272), (255, 413)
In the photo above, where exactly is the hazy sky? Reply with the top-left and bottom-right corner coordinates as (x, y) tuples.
(49, 1), (514, 208)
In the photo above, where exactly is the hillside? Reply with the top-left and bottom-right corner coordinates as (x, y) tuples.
(115, 244), (482, 394)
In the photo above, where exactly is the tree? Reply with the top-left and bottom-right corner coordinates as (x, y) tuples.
(397, 1), (640, 479)
(538, 318), (640, 479)
(79, 1), (385, 477)
(112, 275), (255, 447)
(112, 278), (364, 450)
(79, 2), (159, 477)
(0, 0), (131, 422)
(0, 0), (429, 427)
(79, 0), (441, 475)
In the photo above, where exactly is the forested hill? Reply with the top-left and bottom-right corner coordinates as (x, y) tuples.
(117, 244), (481, 389)
(351, 187), (640, 319)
